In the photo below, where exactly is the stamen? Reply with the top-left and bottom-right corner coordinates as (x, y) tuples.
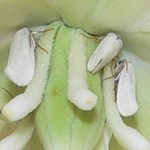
(67, 30), (97, 111)
(2, 23), (60, 121)
(87, 32), (123, 73)
(0, 116), (34, 150)
(103, 63), (150, 150)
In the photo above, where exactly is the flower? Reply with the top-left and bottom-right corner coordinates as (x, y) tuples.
(0, 0), (150, 150)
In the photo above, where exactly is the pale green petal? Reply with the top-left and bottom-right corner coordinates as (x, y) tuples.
(120, 32), (150, 62)
(0, 0), (58, 31)
(46, 0), (150, 33)
(0, 0), (150, 61)
(0, 0), (150, 34)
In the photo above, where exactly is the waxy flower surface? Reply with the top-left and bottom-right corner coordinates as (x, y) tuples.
(0, 0), (150, 150)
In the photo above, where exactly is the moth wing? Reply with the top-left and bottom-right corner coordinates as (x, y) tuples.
(117, 63), (138, 117)
(5, 28), (35, 86)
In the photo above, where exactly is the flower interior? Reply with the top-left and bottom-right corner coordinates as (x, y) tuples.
(0, 20), (150, 150)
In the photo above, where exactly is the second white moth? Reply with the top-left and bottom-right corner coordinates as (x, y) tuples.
(115, 60), (138, 117)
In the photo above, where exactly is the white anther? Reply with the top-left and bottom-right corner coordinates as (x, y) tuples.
(87, 32), (123, 73)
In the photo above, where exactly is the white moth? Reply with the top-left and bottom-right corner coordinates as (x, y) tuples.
(115, 60), (138, 117)
(5, 27), (36, 86)
(87, 32), (123, 73)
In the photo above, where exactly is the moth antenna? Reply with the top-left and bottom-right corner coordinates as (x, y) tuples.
(31, 32), (49, 54)
(37, 28), (54, 33)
